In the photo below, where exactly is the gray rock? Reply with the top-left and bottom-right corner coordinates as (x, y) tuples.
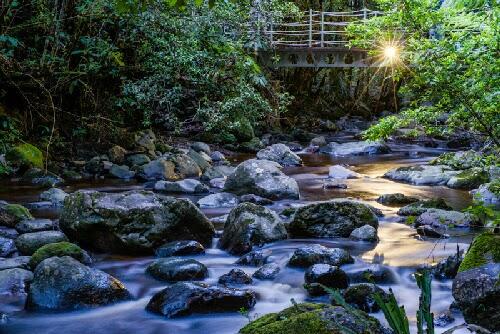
(197, 193), (239, 208)
(0, 236), (16, 257)
(224, 159), (300, 200)
(471, 183), (499, 205)
(432, 250), (464, 279)
(155, 240), (205, 257)
(398, 198), (452, 216)
(350, 225), (378, 242)
(434, 310), (455, 327)
(218, 269), (252, 285)
(146, 282), (256, 318)
(109, 164), (135, 179)
(0, 268), (33, 295)
(168, 154), (202, 178)
(134, 129), (156, 153)
(209, 177), (226, 189)
(256, 144), (302, 166)
(15, 219), (56, 233)
(446, 167), (489, 190)
(0, 256), (31, 270)
(210, 151), (226, 162)
(126, 154), (151, 166)
(384, 165), (459, 185)
(452, 264), (500, 332)
(377, 193), (420, 206)
(253, 263), (280, 280)
(59, 190), (214, 253)
(219, 203), (287, 255)
(108, 145), (127, 164)
(146, 258), (208, 282)
(416, 225), (448, 238)
(304, 264), (349, 296)
(15, 231), (68, 255)
(415, 209), (476, 228)
(0, 203), (33, 228)
(154, 179), (209, 194)
(323, 180), (348, 189)
(288, 244), (353, 267)
(342, 283), (389, 313)
(288, 200), (378, 238)
(201, 165), (235, 181)
(39, 188), (68, 206)
(328, 165), (360, 179)
(190, 142), (211, 155)
(21, 168), (64, 188)
(138, 159), (177, 180)
(320, 141), (390, 156)
(239, 194), (273, 205)
(310, 136), (327, 147)
(442, 324), (492, 334)
(187, 149), (211, 171)
(347, 265), (397, 284)
(0, 227), (18, 239)
(235, 249), (271, 266)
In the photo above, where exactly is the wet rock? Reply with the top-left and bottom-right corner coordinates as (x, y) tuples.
(384, 165), (459, 186)
(239, 303), (388, 334)
(239, 194), (273, 206)
(15, 219), (56, 233)
(434, 310), (455, 327)
(471, 182), (499, 204)
(126, 154), (151, 166)
(288, 200), (378, 238)
(0, 236), (16, 257)
(210, 151), (226, 162)
(190, 142), (211, 155)
(0, 268), (33, 295)
(310, 136), (327, 147)
(219, 203), (287, 255)
(319, 140), (390, 156)
(15, 231), (68, 255)
(377, 193), (420, 206)
(187, 149), (211, 171)
(235, 249), (271, 267)
(256, 144), (302, 166)
(21, 168), (64, 188)
(432, 250), (464, 279)
(108, 145), (127, 164)
(218, 269), (252, 285)
(304, 264), (349, 296)
(201, 165), (235, 181)
(0, 256), (30, 270)
(155, 240), (205, 257)
(29, 241), (91, 269)
(138, 158), (177, 180)
(154, 179), (209, 194)
(288, 244), (353, 267)
(60, 190), (214, 253)
(253, 263), (280, 280)
(109, 164), (135, 179)
(0, 227), (18, 239)
(0, 203), (33, 228)
(446, 168), (489, 190)
(442, 324), (492, 334)
(146, 282), (256, 318)
(458, 232), (499, 273)
(398, 198), (452, 216)
(224, 159), (300, 200)
(452, 263), (500, 332)
(350, 225), (378, 242)
(347, 265), (397, 284)
(146, 258), (208, 282)
(39, 187), (68, 207)
(27, 256), (130, 310)
(416, 225), (448, 238)
(328, 165), (360, 179)
(342, 283), (389, 313)
(197, 193), (239, 208)
(323, 180), (348, 189)
(415, 209), (476, 228)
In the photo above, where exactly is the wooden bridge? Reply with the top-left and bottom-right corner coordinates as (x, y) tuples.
(254, 9), (385, 68)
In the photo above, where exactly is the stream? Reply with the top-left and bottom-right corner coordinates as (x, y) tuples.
(0, 141), (475, 334)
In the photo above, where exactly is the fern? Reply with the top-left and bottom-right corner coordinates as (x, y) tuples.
(373, 289), (411, 334)
(415, 270), (434, 334)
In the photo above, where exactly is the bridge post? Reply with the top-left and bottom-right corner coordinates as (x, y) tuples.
(320, 11), (324, 47)
(308, 9), (312, 47)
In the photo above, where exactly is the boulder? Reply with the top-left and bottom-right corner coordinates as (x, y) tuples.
(442, 324), (492, 334)
(39, 188), (68, 206)
(21, 168), (64, 188)
(109, 164), (135, 179)
(187, 149), (211, 171)
(458, 232), (499, 273)
(235, 249), (271, 267)
(288, 200), (378, 238)
(210, 151), (226, 162)
(134, 129), (156, 153)
(384, 165), (459, 185)
(154, 179), (209, 194)
(155, 240), (205, 257)
(0, 256), (31, 271)
(288, 244), (353, 267)
(432, 250), (464, 279)
(0, 226), (18, 239)
(190, 142), (211, 155)
(415, 209), (476, 228)
(319, 141), (390, 156)
(350, 224), (378, 242)
(347, 265), (397, 284)
(239, 303), (388, 334)
(28, 241), (91, 269)
(452, 264), (500, 332)
(146, 282), (256, 318)
(0, 203), (33, 228)
(256, 144), (302, 166)
(0, 268), (33, 295)
(59, 190), (215, 253)
(15, 231), (68, 255)
(197, 193), (239, 208)
(304, 264), (349, 296)
(416, 225), (448, 238)
(168, 154), (202, 178)
(219, 203), (287, 255)
(239, 194), (273, 206)
(0, 236), (16, 257)
(5, 143), (43, 170)
(310, 136), (327, 147)
(446, 168), (489, 190)
(218, 269), (252, 285)
(377, 193), (420, 206)
(209, 177), (226, 189)
(15, 219), (56, 233)
(328, 165), (360, 179)
(398, 198), (452, 216)
(27, 256), (130, 310)
(201, 165), (234, 181)
(138, 159), (177, 180)
(434, 310), (455, 328)
(342, 283), (389, 313)
(108, 145), (127, 164)
(146, 258), (208, 282)
(224, 159), (299, 200)
(471, 182), (499, 204)
(253, 263), (280, 280)
(431, 150), (484, 170)
(126, 154), (151, 166)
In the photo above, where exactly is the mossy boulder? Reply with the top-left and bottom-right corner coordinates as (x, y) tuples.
(0, 203), (33, 227)
(29, 242), (91, 269)
(458, 232), (500, 272)
(446, 168), (489, 190)
(6, 143), (43, 170)
(397, 198), (452, 216)
(239, 303), (388, 334)
(430, 150), (485, 170)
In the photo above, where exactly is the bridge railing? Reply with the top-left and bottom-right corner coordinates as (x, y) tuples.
(259, 8), (382, 48)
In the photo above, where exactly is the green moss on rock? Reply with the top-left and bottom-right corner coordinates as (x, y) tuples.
(6, 143), (43, 169)
(458, 232), (500, 272)
(447, 168), (489, 190)
(6, 204), (33, 221)
(29, 241), (90, 269)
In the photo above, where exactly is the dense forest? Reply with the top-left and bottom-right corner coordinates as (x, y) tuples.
(0, 0), (499, 334)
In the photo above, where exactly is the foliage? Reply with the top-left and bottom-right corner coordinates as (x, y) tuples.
(464, 200), (499, 226)
(415, 270), (434, 334)
(350, 0), (500, 146)
(373, 289), (410, 334)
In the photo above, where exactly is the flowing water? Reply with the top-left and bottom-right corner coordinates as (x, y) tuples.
(0, 141), (476, 334)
